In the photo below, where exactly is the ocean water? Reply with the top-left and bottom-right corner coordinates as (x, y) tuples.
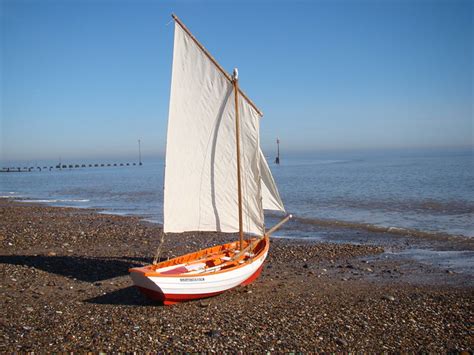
(1, 150), (473, 240)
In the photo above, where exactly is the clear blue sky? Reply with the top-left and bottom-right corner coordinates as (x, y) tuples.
(1, 0), (472, 162)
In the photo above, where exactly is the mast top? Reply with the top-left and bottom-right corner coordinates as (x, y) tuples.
(233, 68), (239, 81)
(171, 14), (263, 117)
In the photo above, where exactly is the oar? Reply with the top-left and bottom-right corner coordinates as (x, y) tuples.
(264, 214), (292, 237)
(231, 214), (293, 261)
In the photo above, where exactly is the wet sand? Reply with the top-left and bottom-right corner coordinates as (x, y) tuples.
(0, 198), (472, 352)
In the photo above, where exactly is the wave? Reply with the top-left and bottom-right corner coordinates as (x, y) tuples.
(18, 198), (90, 203)
(142, 218), (163, 225)
(280, 159), (353, 168)
(292, 215), (474, 241)
(98, 210), (131, 216)
(311, 198), (474, 215)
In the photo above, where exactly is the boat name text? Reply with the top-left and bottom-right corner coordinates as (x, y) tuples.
(180, 278), (205, 282)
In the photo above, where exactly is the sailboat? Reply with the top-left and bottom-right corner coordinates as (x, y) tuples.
(129, 14), (291, 305)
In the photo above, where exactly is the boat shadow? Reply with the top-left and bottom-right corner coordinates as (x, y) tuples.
(0, 254), (165, 283)
(84, 286), (161, 306)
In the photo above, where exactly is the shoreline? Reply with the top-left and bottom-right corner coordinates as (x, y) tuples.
(4, 195), (474, 258)
(3, 192), (473, 241)
(1, 199), (472, 351)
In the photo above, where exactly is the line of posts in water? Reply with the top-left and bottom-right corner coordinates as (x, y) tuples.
(1, 162), (143, 173)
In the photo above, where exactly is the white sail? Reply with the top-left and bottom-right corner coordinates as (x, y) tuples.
(259, 149), (285, 212)
(164, 22), (264, 235)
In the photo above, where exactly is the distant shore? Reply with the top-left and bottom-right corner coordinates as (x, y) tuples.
(0, 198), (472, 352)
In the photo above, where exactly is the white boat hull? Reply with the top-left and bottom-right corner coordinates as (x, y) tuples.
(129, 238), (268, 305)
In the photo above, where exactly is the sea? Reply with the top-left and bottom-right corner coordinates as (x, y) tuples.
(1, 148), (473, 272)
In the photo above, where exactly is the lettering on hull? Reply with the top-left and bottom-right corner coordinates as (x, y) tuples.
(179, 277), (205, 282)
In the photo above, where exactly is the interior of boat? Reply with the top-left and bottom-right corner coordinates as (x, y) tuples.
(143, 237), (267, 277)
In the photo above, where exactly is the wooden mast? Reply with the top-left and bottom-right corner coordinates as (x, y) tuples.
(233, 69), (244, 251)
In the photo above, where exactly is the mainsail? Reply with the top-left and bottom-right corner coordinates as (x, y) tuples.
(164, 21), (283, 235)
(260, 148), (285, 212)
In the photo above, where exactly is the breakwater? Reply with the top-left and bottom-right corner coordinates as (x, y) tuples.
(1, 162), (142, 173)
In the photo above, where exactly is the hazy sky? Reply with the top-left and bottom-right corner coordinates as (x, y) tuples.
(1, 0), (472, 161)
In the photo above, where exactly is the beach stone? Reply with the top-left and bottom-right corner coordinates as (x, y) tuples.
(26, 307), (34, 312)
(1, 199), (473, 352)
(206, 329), (221, 338)
(383, 295), (396, 301)
(335, 337), (348, 346)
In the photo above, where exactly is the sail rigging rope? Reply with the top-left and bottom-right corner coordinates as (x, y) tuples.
(153, 229), (166, 265)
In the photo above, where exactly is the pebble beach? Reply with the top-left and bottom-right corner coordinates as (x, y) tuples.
(0, 198), (472, 352)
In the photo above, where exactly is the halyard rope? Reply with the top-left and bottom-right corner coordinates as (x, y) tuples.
(153, 229), (166, 265)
